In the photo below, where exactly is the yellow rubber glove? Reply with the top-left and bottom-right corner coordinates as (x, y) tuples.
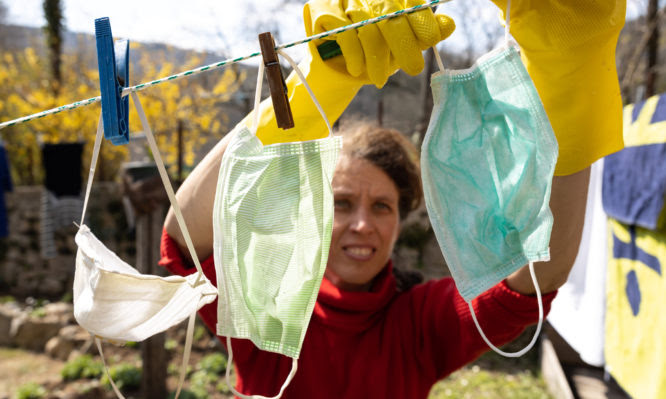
(304, 0), (456, 88)
(491, 0), (626, 176)
(252, 0), (455, 145)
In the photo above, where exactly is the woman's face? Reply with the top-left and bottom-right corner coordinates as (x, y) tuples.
(326, 155), (401, 291)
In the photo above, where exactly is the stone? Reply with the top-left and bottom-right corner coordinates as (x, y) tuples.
(45, 335), (74, 360)
(11, 313), (64, 351)
(0, 303), (20, 346)
(44, 302), (74, 324)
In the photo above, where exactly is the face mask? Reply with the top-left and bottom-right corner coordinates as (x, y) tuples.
(213, 50), (341, 398)
(74, 93), (217, 399)
(420, 0), (557, 357)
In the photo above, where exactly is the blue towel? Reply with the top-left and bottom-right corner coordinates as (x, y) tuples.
(602, 93), (666, 231)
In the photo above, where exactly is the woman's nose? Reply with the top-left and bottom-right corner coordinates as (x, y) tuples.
(350, 207), (373, 234)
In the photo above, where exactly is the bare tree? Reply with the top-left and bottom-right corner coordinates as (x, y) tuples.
(0, 0), (6, 23)
(0, 0), (8, 50)
(43, 0), (64, 96)
(645, 0), (660, 97)
(617, 0), (665, 102)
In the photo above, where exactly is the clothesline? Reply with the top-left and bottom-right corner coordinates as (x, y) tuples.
(0, 0), (451, 131)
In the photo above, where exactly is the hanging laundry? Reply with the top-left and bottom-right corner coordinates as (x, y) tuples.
(602, 93), (666, 231)
(605, 219), (665, 399)
(0, 144), (13, 238)
(39, 142), (84, 259)
(42, 142), (84, 197)
(548, 159), (607, 367)
(603, 92), (666, 399)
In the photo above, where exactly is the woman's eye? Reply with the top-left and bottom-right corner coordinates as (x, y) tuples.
(374, 202), (391, 211)
(334, 199), (351, 209)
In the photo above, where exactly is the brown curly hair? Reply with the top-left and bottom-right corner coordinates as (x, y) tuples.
(336, 120), (423, 220)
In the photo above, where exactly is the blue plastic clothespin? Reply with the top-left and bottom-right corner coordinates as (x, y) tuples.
(95, 17), (130, 145)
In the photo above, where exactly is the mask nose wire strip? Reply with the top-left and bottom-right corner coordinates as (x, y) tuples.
(468, 261), (544, 357)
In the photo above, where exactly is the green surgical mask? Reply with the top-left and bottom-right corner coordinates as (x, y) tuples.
(213, 50), (341, 398)
(421, 0), (558, 358)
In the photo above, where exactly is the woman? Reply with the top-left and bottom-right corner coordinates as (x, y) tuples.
(161, 1), (620, 396)
(160, 120), (590, 398)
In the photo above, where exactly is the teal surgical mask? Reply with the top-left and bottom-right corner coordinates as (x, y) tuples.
(213, 50), (341, 398)
(421, 0), (558, 357)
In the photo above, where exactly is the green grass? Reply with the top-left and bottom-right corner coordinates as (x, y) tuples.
(430, 365), (551, 399)
(429, 327), (552, 399)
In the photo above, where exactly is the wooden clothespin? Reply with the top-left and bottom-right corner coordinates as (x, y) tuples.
(258, 32), (294, 130)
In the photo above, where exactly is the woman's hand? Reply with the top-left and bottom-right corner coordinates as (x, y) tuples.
(490, 0), (625, 176)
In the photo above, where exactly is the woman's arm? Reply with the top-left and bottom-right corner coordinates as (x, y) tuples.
(505, 166), (591, 295)
(164, 132), (234, 262)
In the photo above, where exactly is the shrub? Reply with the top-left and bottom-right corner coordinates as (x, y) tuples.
(101, 363), (141, 391)
(16, 382), (46, 399)
(197, 353), (227, 375)
(61, 354), (104, 380)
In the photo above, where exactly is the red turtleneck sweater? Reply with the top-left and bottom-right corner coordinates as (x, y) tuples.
(160, 230), (556, 399)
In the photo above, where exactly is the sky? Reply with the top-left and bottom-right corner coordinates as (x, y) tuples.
(5, 0), (308, 61)
(4, 0), (510, 64)
(4, 0), (650, 65)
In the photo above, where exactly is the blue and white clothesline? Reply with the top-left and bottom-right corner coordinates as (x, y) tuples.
(0, 0), (451, 131)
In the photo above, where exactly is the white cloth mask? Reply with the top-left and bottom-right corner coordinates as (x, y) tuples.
(74, 93), (217, 399)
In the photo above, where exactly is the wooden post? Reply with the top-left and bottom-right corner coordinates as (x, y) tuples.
(136, 205), (167, 399)
(122, 163), (170, 398)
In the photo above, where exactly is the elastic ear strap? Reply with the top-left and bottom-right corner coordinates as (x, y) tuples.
(252, 62), (265, 133)
(468, 261), (544, 358)
(433, 47), (445, 72)
(504, 0), (512, 46)
(277, 49), (332, 138)
(95, 337), (127, 399)
(225, 336), (299, 399)
(79, 113), (105, 226)
(130, 91), (206, 284)
(173, 312), (197, 399)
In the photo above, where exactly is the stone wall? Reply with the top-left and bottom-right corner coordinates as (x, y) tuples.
(0, 183), (136, 299)
(0, 183), (449, 300)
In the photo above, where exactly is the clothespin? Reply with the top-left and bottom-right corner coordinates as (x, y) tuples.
(95, 17), (130, 145)
(258, 32), (294, 130)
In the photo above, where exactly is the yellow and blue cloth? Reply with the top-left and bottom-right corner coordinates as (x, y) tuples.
(604, 93), (666, 399)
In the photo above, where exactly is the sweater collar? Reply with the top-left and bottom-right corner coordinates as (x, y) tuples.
(313, 261), (397, 332)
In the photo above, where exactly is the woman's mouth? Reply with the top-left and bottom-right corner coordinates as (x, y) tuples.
(343, 246), (375, 261)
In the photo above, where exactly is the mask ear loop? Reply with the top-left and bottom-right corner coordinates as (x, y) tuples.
(433, 46), (445, 73)
(130, 90), (204, 399)
(504, 0), (512, 47)
(468, 262), (544, 357)
(277, 49), (333, 138)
